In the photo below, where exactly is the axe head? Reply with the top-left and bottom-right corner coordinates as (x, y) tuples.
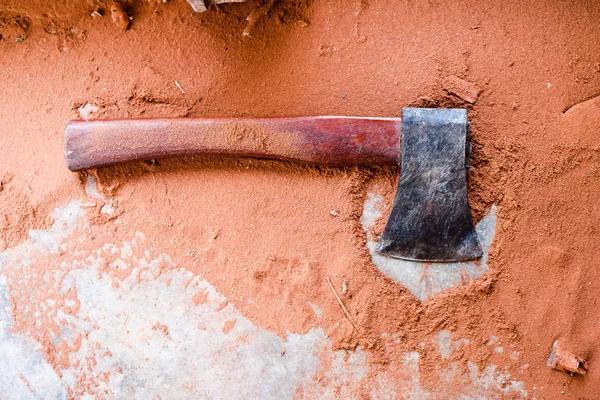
(376, 108), (483, 262)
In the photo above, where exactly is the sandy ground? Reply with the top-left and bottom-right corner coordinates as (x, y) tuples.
(1, 0), (600, 398)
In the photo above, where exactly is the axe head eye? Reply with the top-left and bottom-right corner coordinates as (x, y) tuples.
(376, 108), (483, 262)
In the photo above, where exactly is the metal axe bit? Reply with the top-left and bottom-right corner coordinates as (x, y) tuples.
(64, 107), (482, 262)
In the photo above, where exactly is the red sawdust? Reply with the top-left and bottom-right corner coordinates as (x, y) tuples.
(1, 0), (600, 397)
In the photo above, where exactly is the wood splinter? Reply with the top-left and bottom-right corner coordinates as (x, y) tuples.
(325, 277), (359, 333)
(243, 0), (276, 37)
(547, 339), (589, 375)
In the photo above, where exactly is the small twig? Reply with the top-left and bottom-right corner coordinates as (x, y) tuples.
(326, 277), (359, 333)
(118, 315), (130, 334)
(174, 80), (185, 94)
(409, 38), (450, 63)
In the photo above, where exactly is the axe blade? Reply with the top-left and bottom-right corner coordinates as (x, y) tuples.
(376, 108), (483, 262)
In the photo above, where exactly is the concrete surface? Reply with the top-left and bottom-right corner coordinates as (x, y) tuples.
(0, 180), (526, 399)
(360, 189), (497, 302)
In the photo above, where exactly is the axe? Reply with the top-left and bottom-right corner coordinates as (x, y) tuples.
(64, 108), (482, 262)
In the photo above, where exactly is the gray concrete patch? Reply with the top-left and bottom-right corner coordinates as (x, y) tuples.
(361, 190), (497, 302)
(0, 196), (525, 399)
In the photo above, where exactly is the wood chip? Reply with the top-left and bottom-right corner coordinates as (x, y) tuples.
(547, 339), (589, 375)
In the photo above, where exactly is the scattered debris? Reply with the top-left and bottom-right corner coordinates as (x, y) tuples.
(77, 103), (100, 120)
(183, 0), (282, 37)
(221, 319), (237, 334)
(43, 21), (58, 35)
(186, 0), (247, 12)
(341, 280), (348, 295)
(110, 1), (130, 30)
(214, 0), (248, 5)
(243, 0), (276, 37)
(547, 339), (589, 375)
(16, 16), (30, 30)
(329, 210), (339, 217)
(186, 0), (207, 12)
(325, 277), (359, 333)
(15, 35), (27, 43)
(442, 75), (481, 104)
(175, 80), (185, 94)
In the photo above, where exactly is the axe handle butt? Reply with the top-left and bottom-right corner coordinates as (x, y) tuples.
(64, 117), (401, 171)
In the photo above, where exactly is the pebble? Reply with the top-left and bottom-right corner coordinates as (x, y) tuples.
(110, 1), (130, 30)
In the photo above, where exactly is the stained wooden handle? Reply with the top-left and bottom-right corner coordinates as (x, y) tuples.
(64, 117), (402, 171)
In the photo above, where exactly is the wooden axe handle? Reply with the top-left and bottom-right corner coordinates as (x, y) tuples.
(64, 117), (402, 171)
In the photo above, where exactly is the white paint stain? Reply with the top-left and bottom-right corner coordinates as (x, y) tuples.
(29, 200), (85, 252)
(0, 199), (526, 399)
(84, 175), (104, 200)
(0, 201), (86, 399)
(308, 301), (323, 318)
(436, 330), (470, 360)
(0, 278), (66, 399)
